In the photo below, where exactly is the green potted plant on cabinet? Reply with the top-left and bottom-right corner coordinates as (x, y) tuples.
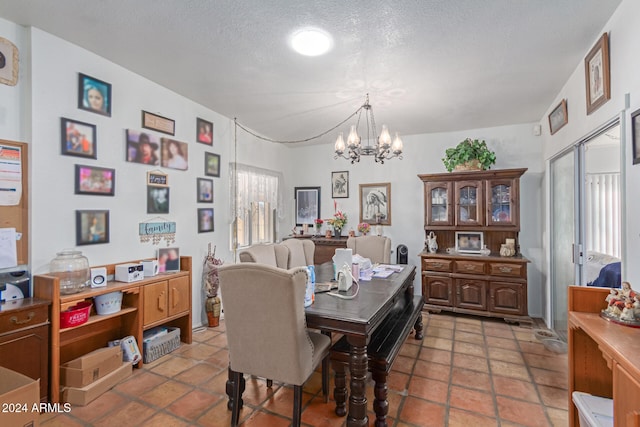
(442, 138), (496, 172)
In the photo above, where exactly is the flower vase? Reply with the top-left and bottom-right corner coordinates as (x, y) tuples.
(334, 227), (342, 237)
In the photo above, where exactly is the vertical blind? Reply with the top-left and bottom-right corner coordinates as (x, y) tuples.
(585, 173), (620, 258)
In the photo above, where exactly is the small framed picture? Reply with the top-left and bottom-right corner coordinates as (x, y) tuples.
(61, 117), (97, 159)
(197, 178), (213, 203)
(161, 138), (189, 170)
(126, 130), (160, 165)
(631, 108), (640, 165)
(142, 110), (175, 135)
(158, 247), (180, 272)
(78, 73), (111, 116)
(196, 118), (213, 145)
(584, 33), (610, 115)
(147, 171), (168, 187)
(147, 186), (169, 214)
(205, 152), (220, 177)
(331, 171), (349, 198)
(198, 208), (214, 233)
(359, 182), (391, 225)
(548, 99), (568, 135)
(455, 231), (484, 254)
(75, 164), (115, 196)
(76, 210), (109, 245)
(295, 186), (321, 226)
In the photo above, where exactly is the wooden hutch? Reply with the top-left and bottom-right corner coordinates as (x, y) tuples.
(418, 168), (531, 323)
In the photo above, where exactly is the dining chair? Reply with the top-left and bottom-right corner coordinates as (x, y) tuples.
(347, 235), (392, 264)
(238, 243), (289, 268)
(281, 238), (315, 267)
(219, 263), (331, 427)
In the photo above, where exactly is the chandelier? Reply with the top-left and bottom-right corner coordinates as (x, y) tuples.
(334, 94), (403, 164)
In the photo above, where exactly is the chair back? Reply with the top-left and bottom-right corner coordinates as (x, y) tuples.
(281, 239), (315, 267)
(347, 235), (392, 264)
(219, 263), (314, 386)
(238, 243), (289, 268)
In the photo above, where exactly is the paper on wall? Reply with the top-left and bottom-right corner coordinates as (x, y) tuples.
(0, 228), (18, 269)
(0, 145), (22, 205)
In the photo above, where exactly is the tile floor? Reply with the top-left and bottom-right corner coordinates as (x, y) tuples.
(41, 312), (569, 427)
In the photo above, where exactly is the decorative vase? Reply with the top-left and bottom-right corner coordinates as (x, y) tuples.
(334, 227), (342, 237)
(206, 296), (221, 327)
(480, 245), (491, 256)
(50, 249), (90, 294)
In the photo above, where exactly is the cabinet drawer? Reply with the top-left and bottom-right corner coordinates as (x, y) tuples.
(423, 258), (452, 272)
(0, 305), (49, 335)
(489, 262), (524, 278)
(454, 260), (486, 274)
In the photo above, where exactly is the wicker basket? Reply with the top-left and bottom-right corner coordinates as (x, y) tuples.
(143, 327), (180, 363)
(454, 160), (483, 171)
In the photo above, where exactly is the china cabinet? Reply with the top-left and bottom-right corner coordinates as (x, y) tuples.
(418, 168), (530, 323)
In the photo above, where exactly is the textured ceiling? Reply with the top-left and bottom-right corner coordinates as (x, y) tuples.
(0, 0), (623, 144)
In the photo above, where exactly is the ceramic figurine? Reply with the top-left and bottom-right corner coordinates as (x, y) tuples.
(602, 282), (639, 324)
(426, 231), (438, 253)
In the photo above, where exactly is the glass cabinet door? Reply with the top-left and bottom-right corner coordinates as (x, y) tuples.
(487, 178), (518, 227)
(455, 180), (483, 225)
(425, 182), (452, 225)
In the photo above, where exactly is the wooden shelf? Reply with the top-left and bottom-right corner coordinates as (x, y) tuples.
(60, 306), (137, 334)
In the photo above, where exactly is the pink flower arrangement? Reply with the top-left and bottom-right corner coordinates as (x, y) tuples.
(357, 222), (371, 234)
(327, 211), (347, 230)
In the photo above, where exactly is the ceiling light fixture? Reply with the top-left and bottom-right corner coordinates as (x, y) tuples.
(334, 94), (403, 164)
(290, 28), (332, 56)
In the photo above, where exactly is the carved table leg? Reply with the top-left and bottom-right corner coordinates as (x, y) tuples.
(372, 369), (389, 427)
(347, 336), (369, 427)
(226, 366), (245, 411)
(332, 360), (347, 416)
(414, 313), (424, 340)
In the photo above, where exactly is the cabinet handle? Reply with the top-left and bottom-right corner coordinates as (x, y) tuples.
(10, 312), (35, 325)
(172, 287), (179, 308)
(158, 291), (166, 312)
(431, 262), (443, 268)
(499, 266), (513, 273)
(464, 265), (476, 271)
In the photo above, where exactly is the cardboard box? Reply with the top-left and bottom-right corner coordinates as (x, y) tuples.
(0, 366), (40, 427)
(61, 346), (123, 387)
(62, 361), (132, 406)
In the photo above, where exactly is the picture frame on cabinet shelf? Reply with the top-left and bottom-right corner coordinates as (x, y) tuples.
(197, 178), (213, 203)
(76, 209), (109, 245)
(632, 108), (640, 165)
(75, 164), (115, 196)
(295, 186), (321, 226)
(158, 247), (180, 272)
(359, 182), (391, 225)
(331, 171), (349, 198)
(196, 118), (213, 145)
(147, 186), (169, 214)
(61, 117), (97, 159)
(548, 99), (568, 135)
(198, 208), (214, 233)
(78, 73), (111, 117)
(204, 152), (220, 177)
(584, 33), (610, 115)
(455, 231), (483, 254)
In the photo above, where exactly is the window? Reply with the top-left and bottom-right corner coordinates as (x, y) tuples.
(230, 163), (283, 249)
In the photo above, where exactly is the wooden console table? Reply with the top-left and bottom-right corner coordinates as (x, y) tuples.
(283, 235), (348, 265)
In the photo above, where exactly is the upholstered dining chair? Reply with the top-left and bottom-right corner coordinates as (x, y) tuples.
(238, 243), (289, 268)
(347, 235), (392, 264)
(281, 238), (315, 267)
(219, 263), (331, 427)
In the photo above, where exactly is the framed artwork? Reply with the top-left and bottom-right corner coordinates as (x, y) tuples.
(147, 186), (169, 214)
(76, 209), (109, 245)
(147, 171), (168, 187)
(359, 182), (391, 225)
(331, 171), (349, 198)
(295, 186), (321, 226)
(75, 164), (115, 196)
(0, 36), (19, 86)
(584, 33), (610, 115)
(61, 117), (97, 159)
(455, 231), (484, 254)
(632, 108), (640, 165)
(548, 99), (568, 135)
(205, 152), (220, 177)
(142, 110), (175, 135)
(126, 130), (160, 165)
(197, 178), (213, 203)
(160, 138), (189, 171)
(158, 247), (180, 272)
(198, 208), (214, 233)
(197, 118), (214, 145)
(78, 73), (111, 116)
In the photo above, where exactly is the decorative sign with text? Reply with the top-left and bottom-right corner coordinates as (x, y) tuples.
(138, 221), (176, 245)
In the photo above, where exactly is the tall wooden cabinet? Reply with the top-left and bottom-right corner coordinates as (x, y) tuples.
(34, 256), (192, 403)
(418, 168), (530, 323)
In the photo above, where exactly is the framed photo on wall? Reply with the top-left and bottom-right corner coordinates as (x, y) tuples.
(142, 111), (175, 135)
(584, 33), (610, 115)
(205, 152), (220, 177)
(160, 138), (188, 171)
(359, 182), (391, 225)
(78, 73), (111, 117)
(197, 178), (213, 203)
(331, 171), (349, 198)
(147, 186), (169, 214)
(632, 108), (640, 165)
(198, 208), (214, 233)
(295, 186), (320, 226)
(196, 118), (213, 145)
(76, 209), (109, 245)
(75, 164), (115, 196)
(126, 130), (160, 166)
(61, 117), (97, 159)
(548, 99), (568, 135)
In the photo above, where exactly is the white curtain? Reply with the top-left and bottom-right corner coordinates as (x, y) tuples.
(585, 173), (620, 258)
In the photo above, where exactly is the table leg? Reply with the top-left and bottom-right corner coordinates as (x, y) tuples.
(332, 360), (347, 416)
(372, 369), (389, 427)
(414, 313), (424, 340)
(346, 336), (369, 427)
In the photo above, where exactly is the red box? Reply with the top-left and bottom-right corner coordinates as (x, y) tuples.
(60, 301), (92, 328)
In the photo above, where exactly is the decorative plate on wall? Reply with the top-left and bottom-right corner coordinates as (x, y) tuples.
(0, 37), (18, 86)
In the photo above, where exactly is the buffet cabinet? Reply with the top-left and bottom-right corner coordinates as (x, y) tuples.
(34, 256), (192, 403)
(418, 168), (530, 323)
